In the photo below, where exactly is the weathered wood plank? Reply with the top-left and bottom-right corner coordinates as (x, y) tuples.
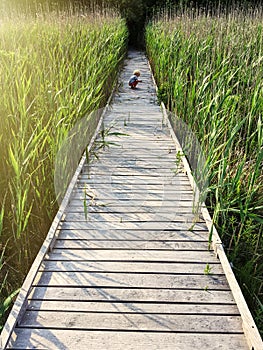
(94, 145), (177, 152)
(76, 182), (191, 190)
(54, 239), (210, 250)
(93, 143), (177, 149)
(83, 161), (179, 168)
(29, 286), (236, 304)
(93, 145), (177, 152)
(27, 300), (239, 314)
(68, 199), (201, 208)
(82, 171), (186, 178)
(40, 261), (223, 274)
(77, 176), (190, 184)
(20, 311), (243, 333)
(70, 191), (195, 201)
(62, 212), (201, 223)
(56, 228), (210, 241)
(71, 194), (197, 205)
(8, 329), (248, 350)
(87, 156), (178, 161)
(74, 186), (193, 193)
(65, 205), (200, 214)
(61, 217), (204, 230)
(70, 189), (198, 200)
(33, 271), (228, 290)
(83, 165), (179, 172)
(47, 249), (218, 263)
(58, 221), (207, 231)
(84, 156), (180, 162)
(103, 125), (164, 131)
(74, 184), (193, 191)
(74, 181), (193, 189)
(81, 166), (185, 173)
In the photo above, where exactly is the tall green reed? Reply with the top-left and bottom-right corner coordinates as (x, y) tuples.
(0, 8), (127, 327)
(146, 8), (263, 334)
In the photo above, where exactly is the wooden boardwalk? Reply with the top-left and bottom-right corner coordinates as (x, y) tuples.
(1, 51), (262, 349)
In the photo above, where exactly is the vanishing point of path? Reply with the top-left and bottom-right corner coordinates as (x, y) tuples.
(1, 50), (256, 349)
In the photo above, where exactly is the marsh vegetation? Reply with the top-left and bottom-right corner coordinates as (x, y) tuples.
(0, 3), (127, 329)
(146, 5), (263, 333)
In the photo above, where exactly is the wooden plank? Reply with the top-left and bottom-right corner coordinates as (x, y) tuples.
(73, 183), (192, 191)
(88, 154), (177, 160)
(86, 163), (182, 170)
(79, 170), (188, 175)
(93, 142), (176, 148)
(84, 170), (184, 176)
(75, 186), (191, 193)
(40, 261), (223, 274)
(56, 228), (210, 241)
(85, 161), (180, 169)
(104, 140), (174, 144)
(66, 200), (197, 207)
(29, 286), (237, 304)
(46, 249), (219, 263)
(78, 176), (190, 183)
(62, 212), (201, 223)
(71, 193), (195, 202)
(72, 190), (194, 198)
(83, 164), (179, 171)
(54, 239), (210, 250)
(74, 186), (191, 193)
(96, 147), (178, 153)
(75, 182), (193, 190)
(68, 199), (201, 208)
(82, 165), (185, 174)
(103, 125), (164, 131)
(88, 156), (179, 161)
(33, 271), (229, 290)
(92, 137), (173, 142)
(59, 221), (207, 231)
(68, 199), (196, 207)
(27, 300), (239, 314)
(7, 329), (249, 350)
(76, 181), (191, 188)
(59, 218), (206, 228)
(109, 105), (161, 111)
(107, 121), (163, 126)
(65, 206), (200, 214)
(81, 194), (193, 203)
(19, 311), (243, 333)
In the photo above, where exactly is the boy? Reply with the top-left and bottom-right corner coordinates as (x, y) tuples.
(128, 70), (142, 89)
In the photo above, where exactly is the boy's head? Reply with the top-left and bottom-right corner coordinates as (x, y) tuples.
(133, 70), (141, 77)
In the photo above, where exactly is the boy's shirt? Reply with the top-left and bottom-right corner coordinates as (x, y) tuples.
(129, 74), (138, 84)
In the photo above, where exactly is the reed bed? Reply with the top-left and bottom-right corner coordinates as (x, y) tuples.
(146, 8), (263, 334)
(0, 9), (127, 329)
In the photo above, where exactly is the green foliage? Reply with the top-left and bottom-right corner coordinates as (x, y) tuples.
(146, 6), (263, 334)
(0, 289), (20, 331)
(204, 263), (212, 275)
(0, 6), (127, 328)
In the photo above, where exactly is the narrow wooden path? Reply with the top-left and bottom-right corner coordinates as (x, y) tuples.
(1, 50), (261, 349)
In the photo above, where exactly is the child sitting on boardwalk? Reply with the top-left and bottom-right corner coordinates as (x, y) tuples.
(128, 70), (142, 89)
